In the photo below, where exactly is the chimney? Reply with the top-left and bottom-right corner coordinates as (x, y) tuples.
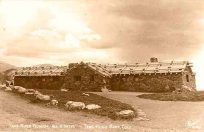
(150, 57), (158, 63)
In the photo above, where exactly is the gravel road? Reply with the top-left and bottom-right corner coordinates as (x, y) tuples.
(95, 91), (204, 132)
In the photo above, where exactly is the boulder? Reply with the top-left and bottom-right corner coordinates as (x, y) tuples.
(34, 91), (41, 95)
(0, 85), (7, 90)
(85, 104), (101, 110)
(4, 87), (12, 92)
(36, 94), (51, 101)
(0, 84), (6, 89)
(17, 87), (27, 93)
(82, 93), (90, 96)
(13, 86), (24, 92)
(61, 89), (68, 92)
(117, 110), (135, 118)
(118, 110), (134, 115)
(13, 86), (21, 90)
(25, 89), (36, 95)
(27, 89), (36, 92)
(65, 101), (85, 110)
(25, 91), (34, 95)
(50, 99), (58, 106)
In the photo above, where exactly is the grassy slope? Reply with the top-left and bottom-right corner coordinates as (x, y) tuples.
(137, 91), (204, 101)
(19, 89), (136, 120)
(0, 62), (16, 72)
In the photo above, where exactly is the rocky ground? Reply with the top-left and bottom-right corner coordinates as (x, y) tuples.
(0, 91), (203, 132)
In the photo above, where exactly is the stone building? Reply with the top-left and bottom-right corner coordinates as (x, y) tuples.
(14, 58), (196, 92)
(63, 62), (111, 91)
(63, 58), (196, 92)
(14, 66), (68, 89)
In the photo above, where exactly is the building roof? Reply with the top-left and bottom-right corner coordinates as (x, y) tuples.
(15, 66), (68, 76)
(14, 60), (193, 77)
(87, 61), (193, 77)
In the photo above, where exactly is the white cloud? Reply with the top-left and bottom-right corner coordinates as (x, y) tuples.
(0, 0), (106, 61)
(31, 29), (61, 38)
(63, 34), (80, 48)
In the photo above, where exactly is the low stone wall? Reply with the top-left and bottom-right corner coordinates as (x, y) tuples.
(110, 73), (183, 92)
(14, 76), (64, 90)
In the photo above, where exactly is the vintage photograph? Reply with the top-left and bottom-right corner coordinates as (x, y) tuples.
(0, 0), (204, 132)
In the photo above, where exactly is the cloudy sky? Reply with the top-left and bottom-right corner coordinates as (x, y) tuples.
(1, 0), (204, 89)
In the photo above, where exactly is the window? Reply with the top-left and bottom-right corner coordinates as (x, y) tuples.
(186, 75), (190, 82)
(90, 75), (94, 81)
(74, 76), (81, 81)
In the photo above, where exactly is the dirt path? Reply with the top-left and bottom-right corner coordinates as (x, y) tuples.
(95, 91), (204, 132)
(0, 91), (202, 132)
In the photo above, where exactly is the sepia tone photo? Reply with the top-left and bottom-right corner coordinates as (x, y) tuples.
(0, 0), (204, 132)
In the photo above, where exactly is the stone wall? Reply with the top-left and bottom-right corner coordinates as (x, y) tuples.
(63, 64), (109, 91)
(14, 76), (64, 90)
(110, 73), (184, 92)
(181, 67), (196, 91)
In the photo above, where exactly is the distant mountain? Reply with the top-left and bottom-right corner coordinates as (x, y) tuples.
(33, 64), (55, 67)
(0, 62), (16, 83)
(0, 61), (16, 72)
